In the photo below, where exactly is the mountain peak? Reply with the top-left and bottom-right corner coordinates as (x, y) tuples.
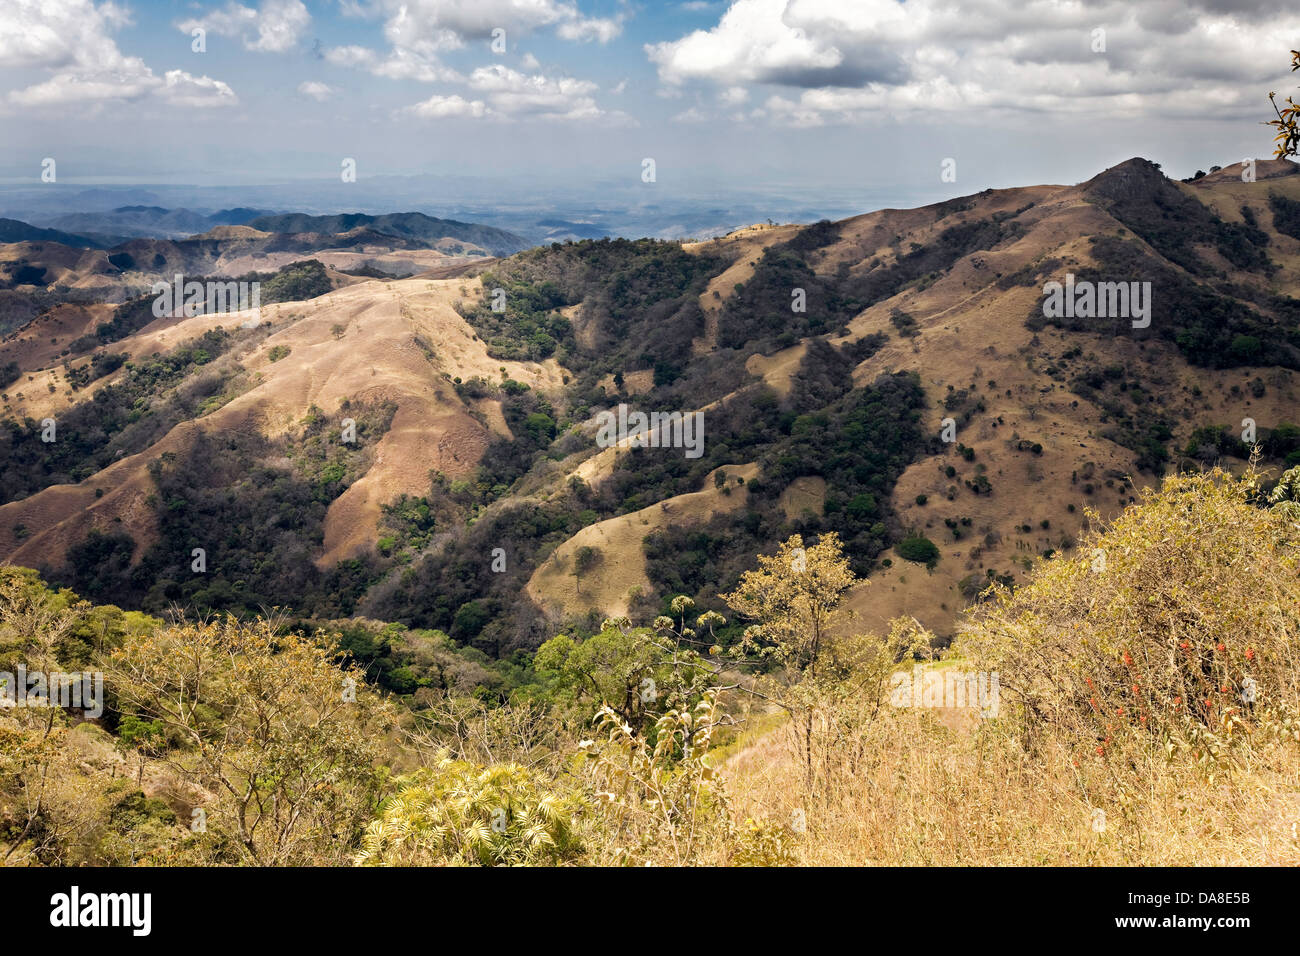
(1078, 157), (1168, 202)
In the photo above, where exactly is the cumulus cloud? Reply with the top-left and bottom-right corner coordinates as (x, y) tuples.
(326, 0), (620, 95)
(0, 0), (237, 107)
(323, 44), (463, 82)
(177, 0), (311, 54)
(557, 15), (624, 44)
(297, 80), (336, 101)
(354, 0), (624, 43)
(403, 92), (489, 118)
(466, 63), (602, 119)
(399, 65), (607, 121)
(646, 0), (1300, 121)
(159, 69), (238, 107)
(0, 0), (132, 69)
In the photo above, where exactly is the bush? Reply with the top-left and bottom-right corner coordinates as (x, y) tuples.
(895, 535), (939, 566)
(957, 468), (1300, 778)
(355, 758), (584, 866)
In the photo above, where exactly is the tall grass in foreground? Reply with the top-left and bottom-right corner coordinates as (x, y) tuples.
(722, 468), (1300, 865)
(4, 468), (1297, 865)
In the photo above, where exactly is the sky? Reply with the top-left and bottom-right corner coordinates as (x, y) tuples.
(0, 0), (1298, 213)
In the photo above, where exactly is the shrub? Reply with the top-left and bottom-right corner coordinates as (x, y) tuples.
(895, 535), (939, 566)
(957, 468), (1300, 781)
(355, 758), (584, 866)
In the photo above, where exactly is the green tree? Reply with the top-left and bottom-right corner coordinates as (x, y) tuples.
(723, 533), (927, 790)
(108, 616), (394, 865)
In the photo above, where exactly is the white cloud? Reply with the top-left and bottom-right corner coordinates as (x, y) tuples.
(297, 80), (336, 101)
(466, 63), (602, 119)
(8, 70), (155, 107)
(177, 0), (310, 54)
(324, 44), (463, 82)
(647, 0), (1300, 122)
(557, 15), (623, 44)
(647, 0), (857, 88)
(404, 92), (489, 118)
(398, 65), (607, 121)
(159, 69), (239, 107)
(332, 0), (628, 56)
(327, 0), (623, 91)
(0, 0), (236, 107)
(0, 0), (131, 69)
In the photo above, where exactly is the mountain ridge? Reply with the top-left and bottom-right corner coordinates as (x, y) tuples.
(245, 212), (530, 258)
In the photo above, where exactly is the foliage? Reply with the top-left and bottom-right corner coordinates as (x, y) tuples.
(1269, 191), (1300, 242)
(956, 468), (1300, 783)
(1, 329), (242, 504)
(578, 693), (732, 865)
(1036, 234), (1300, 371)
(108, 616), (395, 865)
(895, 535), (939, 567)
(723, 533), (856, 674)
(535, 599), (723, 735)
(720, 217), (1024, 350)
(241, 259), (332, 305)
(458, 238), (721, 373)
(54, 399), (396, 615)
(723, 533), (929, 791)
(1267, 50), (1300, 159)
(354, 757), (583, 866)
(65, 294), (158, 353)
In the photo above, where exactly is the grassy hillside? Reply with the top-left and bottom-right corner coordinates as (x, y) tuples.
(4, 156), (1300, 652)
(3, 465), (1297, 865)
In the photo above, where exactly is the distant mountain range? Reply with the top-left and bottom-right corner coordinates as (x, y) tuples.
(0, 176), (889, 244)
(0, 217), (109, 249)
(1, 206), (531, 258)
(245, 212), (529, 257)
(44, 205), (273, 242)
(0, 207), (533, 334)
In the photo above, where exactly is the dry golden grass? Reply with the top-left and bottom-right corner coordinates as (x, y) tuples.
(721, 467), (1300, 865)
(722, 705), (1300, 865)
(526, 463), (757, 619)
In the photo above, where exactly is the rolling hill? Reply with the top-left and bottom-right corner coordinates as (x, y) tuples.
(3, 156), (1300, 657)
